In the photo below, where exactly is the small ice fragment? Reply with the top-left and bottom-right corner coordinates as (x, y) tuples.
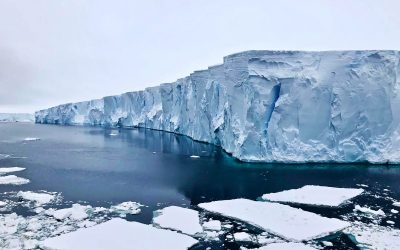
(47, 204), (91, 221)
(356, 184), (368, 188)
(354, 205), (385, 216)
(390, 209), (398, 214)
(0, 201), (7, 206)
(40, 218), (198, 250)
(261, 185), (364, 207)
(110, 201), (142, 215)
(322, 241), (333, 246)
(153, 206), (203, 236)
(233, 232), (254, 242)
(190, 155), (200, 159)
(23, 137), (40, 141)
(254, 242), (317, 250)
(109, 132), (118, 136)
(0, 175), (30, 185)
(17, 191), (56, 206)
(387, 220), (395, 225)
(202, 220), (222, 231)
(0, 167), (25, 174)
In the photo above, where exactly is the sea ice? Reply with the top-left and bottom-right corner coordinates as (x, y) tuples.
(40, 218), (198, 250)
(110, 201), (142, 215)
(198, 199), (350, 241)
(0, 167), (25, 174)
(0, 175), (30, 185)
(254, 242), (317, 250)
(393, 202), (400, 207)
(17, 191), (56, 206)
(190, 155), (200, 159)
(153, 206), (203, 236)
(202, 220), (222, 231)
(261, 185), (364, 207)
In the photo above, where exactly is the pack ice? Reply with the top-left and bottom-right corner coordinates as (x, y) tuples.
(35, 50), (400, 163)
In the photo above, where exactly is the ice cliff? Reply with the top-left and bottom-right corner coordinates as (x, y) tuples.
(35, 51), (400, 163)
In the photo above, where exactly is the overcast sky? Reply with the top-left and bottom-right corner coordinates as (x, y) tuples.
(0, 0), (399, 113)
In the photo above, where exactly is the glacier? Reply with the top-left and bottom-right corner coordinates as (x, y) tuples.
(35, 50), (400, 163)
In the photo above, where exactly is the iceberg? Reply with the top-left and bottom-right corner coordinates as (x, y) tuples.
(35, 50), (400, 163)
(40, 218), (198, 250)
(261, 185), (364, 207)
(198, 198), (349, 241)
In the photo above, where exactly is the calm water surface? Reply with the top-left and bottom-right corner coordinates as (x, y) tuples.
(0, 123), (399, 249)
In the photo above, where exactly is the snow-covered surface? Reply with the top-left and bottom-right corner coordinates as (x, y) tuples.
(35, 50), (400, 163)
(17, 191), (56, 206)
(261, 185), (364, 207)
(0, 113), (34, 123)
(110, 201), (142, 215)
(40, 218), (198, 250)
(254, 242), (317, 250)
(202, 220), (222, 231)
(0, 175), (30, 185)
(198, 198), (350, 241)
(345, 222), (400, 250)
(0, 167), (25, 174)
(153, 206), (203, 236)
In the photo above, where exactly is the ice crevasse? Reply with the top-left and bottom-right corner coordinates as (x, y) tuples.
(35, 50), (400, 163)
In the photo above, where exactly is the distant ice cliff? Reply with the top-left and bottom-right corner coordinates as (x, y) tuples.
(35, 50), (400, 163)
(0, 113), (34, 123)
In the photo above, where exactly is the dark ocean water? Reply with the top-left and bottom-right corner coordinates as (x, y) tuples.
(0, 123), (399, 249)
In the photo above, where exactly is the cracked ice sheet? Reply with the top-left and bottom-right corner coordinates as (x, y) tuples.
(198, 199), (349, 242)
(40, 218), (198, 250)
(261, 185), (364, 207)
(152, 206), (203, 236)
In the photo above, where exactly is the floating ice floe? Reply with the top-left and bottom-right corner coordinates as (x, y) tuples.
(17, 191), (56, 206)
(46, 204), (91, 221)
(0, 175), (30, 185)
(393, 202), (400, 207)
(110, 201), (143, 215)
(346, 222), (400, 250)
(261, 185), (364, 207)
(0, 167), (25, 175)
(233, 232), (254, 242)
(198, 199), (350, 241)
(0, 201), (7, 206)
(390, 209), (398, 214)
(23, 138), (40, 141)
(354, 205), (385, 216)
(40, 218), (198, 250)
(253, 242), (317, 250)
(0, 154), (10, 160)
(153, 206), (203, 237)
(190, 155), (200, 159)
(202, 220), (222, 231)
(109, 132), (118, 136)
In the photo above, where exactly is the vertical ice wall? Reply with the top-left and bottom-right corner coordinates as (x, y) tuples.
(35, 50), (400, 163)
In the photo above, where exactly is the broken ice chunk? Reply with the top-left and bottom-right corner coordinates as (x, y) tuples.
(254, 242), (317, 250)
(202, 220), (222, 231)
(153, 206), (203, 236)
(261, 185), (364, 207)
(110, 201), (142, 215)
(17, 191), (56, 206)
(0, 167), (25, 175)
